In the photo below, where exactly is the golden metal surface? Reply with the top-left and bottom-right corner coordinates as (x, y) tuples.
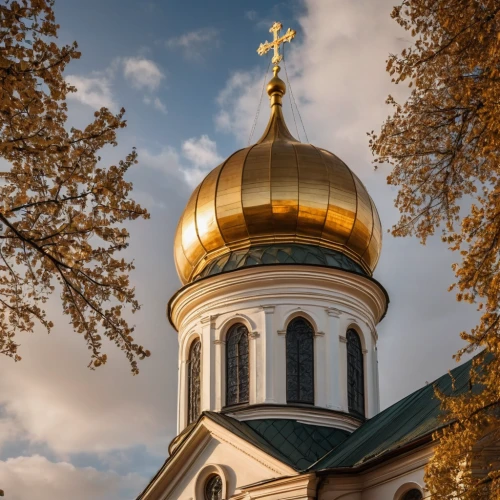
(173, 29), (382, 285)
(257, 21), (296, 65)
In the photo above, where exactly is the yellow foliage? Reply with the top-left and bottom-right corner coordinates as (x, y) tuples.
(371, 0), (500, 497)
(0, 0), (150, 374)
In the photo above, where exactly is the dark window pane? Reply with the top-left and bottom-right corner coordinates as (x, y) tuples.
(286, 317), (314, 404)
(226, 324), (250, 406)
(402, 489), (423, 500)
(204, 474), (222, 500)
(347, 329), (364, 417)
(187, 339), (201, 424)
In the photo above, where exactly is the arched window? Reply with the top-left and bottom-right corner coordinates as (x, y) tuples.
(226, 323), (249, 406)
(401, 489), (423, 500)
(187, 339), (201, 424)
(286, 317), (314, 404)
(204, 474), (222, 500)
(347, 329), (364, 417)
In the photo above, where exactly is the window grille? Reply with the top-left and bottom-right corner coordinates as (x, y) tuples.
(204, 474), (222, 500)
(187, 339), (201, 424)
(347, 329), (364, 417)
(226, 323), (250, 406)
(286, 317), (314, 404)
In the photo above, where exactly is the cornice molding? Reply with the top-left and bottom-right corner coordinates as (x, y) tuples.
(226, 405), (361, 432)
(170, 266), (388, 332)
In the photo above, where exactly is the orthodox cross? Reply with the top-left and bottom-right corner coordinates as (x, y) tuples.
(257, 22), (296, 65)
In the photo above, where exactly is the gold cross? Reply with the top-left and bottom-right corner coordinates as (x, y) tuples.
(257, 21), (296, 65)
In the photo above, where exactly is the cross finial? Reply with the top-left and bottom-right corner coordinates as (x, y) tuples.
(257, 21), (296, 65)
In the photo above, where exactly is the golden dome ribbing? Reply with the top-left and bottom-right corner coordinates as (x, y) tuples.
(173, 64), (382, 285)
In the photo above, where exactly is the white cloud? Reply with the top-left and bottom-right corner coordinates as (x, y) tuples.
(152, 97), (167, 114)
(139, 146), (184, 179)
(0, 455), (145, 500)
(122, 57), (164, 91)
(245, 10), (258, 21)
(140, 135), (222, 188)
(182, 135), (222, 168)
(166, 28), (219, 60)
(215, 69), (264, 143)
(143, 96), (167, 114)
(66, 74), (116, 110)
(181, 135), (223, 186)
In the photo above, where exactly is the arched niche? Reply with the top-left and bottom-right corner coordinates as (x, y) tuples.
(194, 463), (229, 500)
(393, 482), (424, 500)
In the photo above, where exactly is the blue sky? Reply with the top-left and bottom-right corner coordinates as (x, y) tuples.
(0, 1), (479, 499)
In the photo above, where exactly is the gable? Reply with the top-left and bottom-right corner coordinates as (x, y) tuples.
(139, 416), (295, 499)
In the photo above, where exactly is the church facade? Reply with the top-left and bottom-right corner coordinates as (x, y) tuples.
(138, 23), (472, 500)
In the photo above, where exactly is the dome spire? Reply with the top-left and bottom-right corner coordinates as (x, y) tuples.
(256, 22), (298, 143)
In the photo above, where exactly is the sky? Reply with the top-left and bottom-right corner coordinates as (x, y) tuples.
(0, 0), (480, 498)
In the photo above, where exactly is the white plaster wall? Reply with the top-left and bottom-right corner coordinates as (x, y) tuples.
(319, 447), (429, 500)
(170, 266), (387, 433)
(166, 434), (292, 500)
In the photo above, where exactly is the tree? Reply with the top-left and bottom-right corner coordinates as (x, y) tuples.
(0, 0), (150, 374)
(370, 0), (500, 497)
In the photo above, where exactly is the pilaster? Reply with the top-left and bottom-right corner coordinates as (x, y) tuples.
(177, 359), (186, 434)
(325, 308), (343, 411)
(200, 315), (218, 410)
(214, 339), (225, 411)
(339, 334), (348, 412)
(261, 306), (276, 403)
(249, 331), (260, 404)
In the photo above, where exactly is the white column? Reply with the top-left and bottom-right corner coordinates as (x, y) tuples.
(249, 331), (259, 404)
(374, 345), (380, 414)
(325, 308), (343, 411)
(178, 359), (186, 434)
(214, 339), (225, 411)
(261, 306), (276, 403)
(363, 347), (373, 418)
(275, 326), (287, 404)
(339, 334), (348, 413)
(314, 330), (326, 408)
(200, 315), (217, 411)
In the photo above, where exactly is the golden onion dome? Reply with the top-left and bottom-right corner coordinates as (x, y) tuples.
(174, 67), (382, 285)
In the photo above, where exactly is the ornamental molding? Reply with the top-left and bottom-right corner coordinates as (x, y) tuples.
(326, 307), (342, 317)
(213, 339), (226, 345)
(339, 335), (348, 344)
(228, 406), (361, 432)
(362, 348), (369, 354)
(200, 314), (219, 326)
(207, 427), (291, 475)
(315, 331), (326, 337)
(249, 331), (260, 339)
(260, 305), (275, 314)
(171, 266), (387, 332)
(277, 329), (286, 336)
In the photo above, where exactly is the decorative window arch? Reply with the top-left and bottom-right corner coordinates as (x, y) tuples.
(187, 339), (201, 424)
(204, 474), (223, 500)
(347, 328), (365, 416)
(401, 489), (423, 500)
(226, 323), (249, 406)
(286, 317), (314, 404)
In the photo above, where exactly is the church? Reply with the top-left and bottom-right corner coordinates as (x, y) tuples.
(137, 23), (473, 500)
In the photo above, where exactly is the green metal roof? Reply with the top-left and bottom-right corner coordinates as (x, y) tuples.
(310, 357), (474, 470)
(205, 413), (349, 470)
(246, 419), (349, 470)
(196, 243), (367, 280)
